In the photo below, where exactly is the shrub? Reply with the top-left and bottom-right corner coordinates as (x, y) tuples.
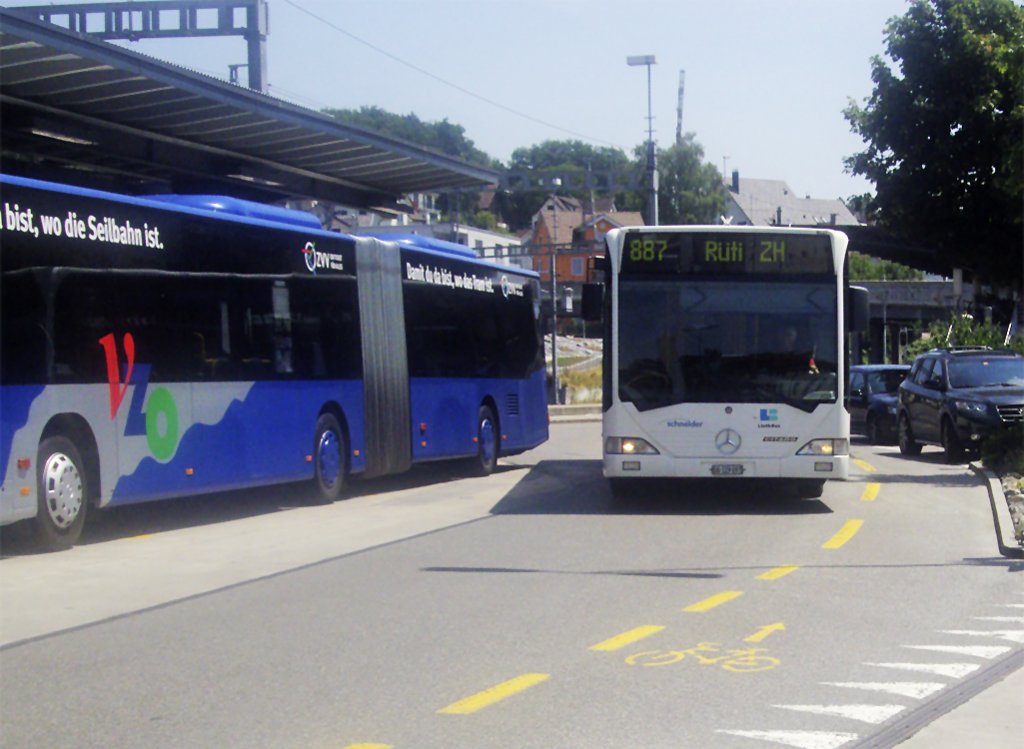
(981, 425), (1024, 475)
(904, 313), (1023, 359)
(560, 366), (602, 403)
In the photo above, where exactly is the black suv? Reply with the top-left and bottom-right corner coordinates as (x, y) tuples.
(897, 347), (1024, 462)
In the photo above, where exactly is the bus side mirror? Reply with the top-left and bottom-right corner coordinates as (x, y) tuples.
(581, 283), (604, 322)
(848, 286), (869, 333)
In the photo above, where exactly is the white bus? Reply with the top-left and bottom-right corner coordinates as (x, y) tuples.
(589, 225), (867, 498)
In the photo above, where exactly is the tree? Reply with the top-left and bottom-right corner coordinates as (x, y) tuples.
(323, 105), (496, 167)
(654, 135), (726, 225)
(844, 193), (878, 224)
(498, 136), (724, 230)
(843, 0), (1024, 288)
(848, 252), (924, 281)
(497, 140), (634, 230)
(323, 106), (497, 225)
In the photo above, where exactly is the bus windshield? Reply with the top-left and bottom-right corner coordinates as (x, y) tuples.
(617, 278), (839, 412)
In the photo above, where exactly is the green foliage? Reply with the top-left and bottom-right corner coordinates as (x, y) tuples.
(981, 424), (1024, 475)
(848, 251), (924, 281)
(843, 0), (1024, 287)
(508, 141), (631, 173)
(468, 210), (498, 232)
(655, 135), (727, 225)
(844, 193), (878, 223)
(323, 106), (496, 222)
(497, 140), (635, 230)
(323, 106), (497, 167)
(903, 312), (1024, 359)
(326, 108), (723, 233)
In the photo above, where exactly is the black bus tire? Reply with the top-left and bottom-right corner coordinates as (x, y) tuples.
(609, 478), (635, 501)
(34, 436), (88, 551)
(312, 413), (346, 503)
(470, 405), (499, 476)
(794, 479), (826, 499)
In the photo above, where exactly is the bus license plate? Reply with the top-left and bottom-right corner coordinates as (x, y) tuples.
(710, 463), (745, 476)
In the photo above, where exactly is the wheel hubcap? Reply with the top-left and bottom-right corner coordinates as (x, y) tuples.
(43, 453), (83, 529)
(318, 431), (341, 488)
(480, 418), (496, 466)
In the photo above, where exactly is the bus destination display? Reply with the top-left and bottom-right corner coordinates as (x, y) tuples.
(620, 231), (834, 275)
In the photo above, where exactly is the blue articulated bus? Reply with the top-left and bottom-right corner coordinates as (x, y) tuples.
(0, 174), (548, 550)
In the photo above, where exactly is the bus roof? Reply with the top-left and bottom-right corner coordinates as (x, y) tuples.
(0, 173), (540, 276)
(142, 194), (323, 230)
(357, 231), (478, 259)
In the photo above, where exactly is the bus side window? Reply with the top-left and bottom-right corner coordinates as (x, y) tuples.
(1, 270), (50, 384)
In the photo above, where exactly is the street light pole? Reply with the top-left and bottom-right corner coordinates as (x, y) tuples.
(627, 54), (658, 226)
(548, 193), (560, 404)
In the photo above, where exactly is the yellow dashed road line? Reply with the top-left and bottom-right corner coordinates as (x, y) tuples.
(822, 519), (864, 549)
(438, 673), (550, 715)
(757, 565), (800, 581)
(853, 458), (876, 472)
(683, 590), (744, 612)
(861, 482), (881, 501)
(589, 625), (665, 652)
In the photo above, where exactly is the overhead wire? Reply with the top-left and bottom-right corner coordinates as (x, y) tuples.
(281, 0), (623, 150)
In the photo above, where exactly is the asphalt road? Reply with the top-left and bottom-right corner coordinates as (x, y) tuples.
(1, 422), (1021, 749)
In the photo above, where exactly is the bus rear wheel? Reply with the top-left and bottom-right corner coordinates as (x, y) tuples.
(312, 413), (346, 503)
(34, 436), (88, 551)
(470, 405), (499, 476)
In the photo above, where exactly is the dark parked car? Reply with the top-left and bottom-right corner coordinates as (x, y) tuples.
(897, 348), (1024, 462)
(848, 364), (910, 444)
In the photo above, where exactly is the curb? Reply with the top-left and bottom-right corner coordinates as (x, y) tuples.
(970, 462), (1023, 559)
(549, 404), (602, 423)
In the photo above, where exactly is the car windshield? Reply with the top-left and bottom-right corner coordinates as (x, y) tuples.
(947, 357), (1024, 388)
(867, 370), (907, 394)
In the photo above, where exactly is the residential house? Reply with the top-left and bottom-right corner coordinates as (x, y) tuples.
(529, 195), (644, 284)
(722, 170), (859, 227)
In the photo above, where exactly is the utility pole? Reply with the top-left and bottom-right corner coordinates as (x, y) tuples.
(548, 186), (561, 404)
(627, 55), (658, 226)
(676, 70), (685, 145)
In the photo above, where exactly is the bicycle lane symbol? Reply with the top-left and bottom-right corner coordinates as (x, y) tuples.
(625, 642), (780, 673)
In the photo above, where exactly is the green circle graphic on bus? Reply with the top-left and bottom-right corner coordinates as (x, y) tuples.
(145, 386), (180, 461)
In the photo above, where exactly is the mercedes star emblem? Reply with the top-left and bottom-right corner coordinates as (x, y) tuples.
(715, 428), (742, 455)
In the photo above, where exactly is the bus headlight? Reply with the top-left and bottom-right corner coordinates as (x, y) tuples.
(605, 437), (660, 455)
(797, 439), (849, 456)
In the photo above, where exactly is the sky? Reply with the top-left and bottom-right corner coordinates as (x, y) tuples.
(2, 0), (914, 200)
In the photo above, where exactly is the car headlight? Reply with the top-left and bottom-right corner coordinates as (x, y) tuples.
(954, 400), (988, 417)
(797, 439), (849, 456)
(605, 437), (660, 455)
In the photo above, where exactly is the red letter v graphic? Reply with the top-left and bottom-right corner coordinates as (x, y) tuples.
(98, 333), (135, 420)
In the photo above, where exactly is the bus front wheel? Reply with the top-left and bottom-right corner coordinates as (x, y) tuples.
(794, 479), (826, 499)
(470, 405), (499, 476)
(34, 436), (88, 551)
(312, 413), (346, 503)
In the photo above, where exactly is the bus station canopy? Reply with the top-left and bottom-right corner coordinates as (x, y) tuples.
(0, 8), (498, 208)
